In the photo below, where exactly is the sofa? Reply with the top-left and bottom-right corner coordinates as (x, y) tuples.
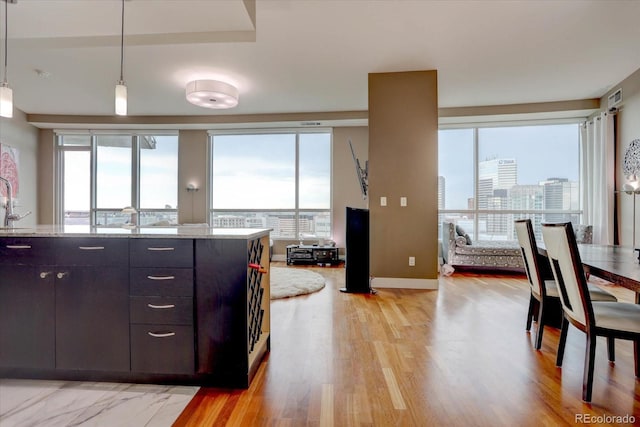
(441, 222), (525, 272)
(441, 222), (593, 273)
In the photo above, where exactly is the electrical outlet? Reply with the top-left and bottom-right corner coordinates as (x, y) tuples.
(400, 197), (407, 207)
(380, 196), (387, 206)
(409, 256), (415, 266)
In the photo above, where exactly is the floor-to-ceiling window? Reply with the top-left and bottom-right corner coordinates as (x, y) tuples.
(210, 130), (332, 239)
(56, 132), (178, 226)
(438, 123), (581, 242)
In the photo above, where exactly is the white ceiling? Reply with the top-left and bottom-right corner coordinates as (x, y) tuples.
(2, 0), (640, 119)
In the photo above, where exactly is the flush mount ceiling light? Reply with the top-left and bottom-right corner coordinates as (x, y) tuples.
(186, 80), (239, 109)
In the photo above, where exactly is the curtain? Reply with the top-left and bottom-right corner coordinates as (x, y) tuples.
(580, 111), (615, 244)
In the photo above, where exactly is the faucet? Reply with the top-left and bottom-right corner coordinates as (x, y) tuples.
(0, 176), (31, 228)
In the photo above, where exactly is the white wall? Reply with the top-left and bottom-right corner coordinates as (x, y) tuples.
(0, 110), (39, 227)
(603, 67), (640, 247)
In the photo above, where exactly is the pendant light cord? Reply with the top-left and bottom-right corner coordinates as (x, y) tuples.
(3, 0), (8, 85)
(119, 0), (124, 83)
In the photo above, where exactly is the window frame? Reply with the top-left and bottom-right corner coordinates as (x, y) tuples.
(55, 131), (179, 226)
(438, 121), (583, 241)
(208, 128), (333, 240)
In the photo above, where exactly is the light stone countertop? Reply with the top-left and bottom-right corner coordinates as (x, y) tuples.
(0, 225), (271, 240)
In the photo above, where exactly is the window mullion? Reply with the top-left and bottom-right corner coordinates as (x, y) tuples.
(295, 133), (300, 239)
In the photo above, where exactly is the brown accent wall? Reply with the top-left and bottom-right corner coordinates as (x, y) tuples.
(37, 129), (55, 224)
(368, 71), (438, 280)
(178, 130), (208, 224)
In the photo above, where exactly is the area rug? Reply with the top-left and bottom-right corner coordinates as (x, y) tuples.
(270, 267), (326, 299)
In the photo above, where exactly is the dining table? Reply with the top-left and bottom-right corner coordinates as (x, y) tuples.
(575, 244), (640, 302)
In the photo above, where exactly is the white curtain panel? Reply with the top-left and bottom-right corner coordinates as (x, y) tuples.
(580, 112), (615, 244)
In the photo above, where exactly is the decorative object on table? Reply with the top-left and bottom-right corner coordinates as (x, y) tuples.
(121, 206), (137, 228)
(270, 267), (325, 299)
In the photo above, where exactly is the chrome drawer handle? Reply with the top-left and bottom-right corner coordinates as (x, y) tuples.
(146, 275), (175, 281)
(147, 332), (176, 338)
(78, 246), (105, 250)
(147, 304), (176, 309)
(57, 272), (68, 279)
(6, 245), (31, 249)
(147, 247), (175, 251)
(40, 271), (53, 279)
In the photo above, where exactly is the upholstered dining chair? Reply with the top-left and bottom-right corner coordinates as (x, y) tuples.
(515, 219), (616, 350)
(542, 222), (640, 402)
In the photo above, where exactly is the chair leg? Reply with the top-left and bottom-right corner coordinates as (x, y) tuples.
(583, 334), (596, 402)
(607, 337), (615, 363)
(535, 299), (545, 350)
(526, 294), (535, 331)
(556, 316), (569, 367)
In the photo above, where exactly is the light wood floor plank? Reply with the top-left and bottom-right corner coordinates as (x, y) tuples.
(174, 264), (640, 426)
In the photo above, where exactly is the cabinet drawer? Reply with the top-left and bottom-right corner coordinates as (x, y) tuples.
(0, 238), (55, 265)
(130, 268), (193, 296)
(130, 324), (194, 374)
(56, 238), (129, 266)
(130, 239), (193, 268)
(130, 296), (193, 325)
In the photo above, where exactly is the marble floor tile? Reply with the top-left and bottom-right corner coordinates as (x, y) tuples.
(0, 379), (198, 427)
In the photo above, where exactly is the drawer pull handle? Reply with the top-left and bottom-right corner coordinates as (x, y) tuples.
(147, 275), (176, 281)
(78, 246), (105, 250)
(6, 245), (31, 249)
(147, 247), (175, 251)
(148, 331), (176, 338)
(56, 272), (68, 279)
(40, 271), (53, 279)
(147, 304), (176, 309)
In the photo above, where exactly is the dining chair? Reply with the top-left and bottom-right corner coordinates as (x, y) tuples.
(542, 222), (640, 402)
(515, 220), (617, 350)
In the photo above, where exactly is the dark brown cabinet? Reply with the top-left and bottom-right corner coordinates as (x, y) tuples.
(55, 266), (130, 371)
(54, 238), (130, 372)
(129, 238), (195, 375)
(0, 238), (56, 369)
(0, 265), (55, 369)
(0, 231), (270, 388)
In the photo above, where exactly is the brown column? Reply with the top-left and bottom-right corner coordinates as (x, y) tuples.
(368, 70), (439, 289)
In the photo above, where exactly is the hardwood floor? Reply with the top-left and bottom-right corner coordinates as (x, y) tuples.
(174, 264), (640, 426)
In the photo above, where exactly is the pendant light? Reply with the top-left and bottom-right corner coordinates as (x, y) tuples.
(0, 0), (13, 118)
(115, 0), (127, 116)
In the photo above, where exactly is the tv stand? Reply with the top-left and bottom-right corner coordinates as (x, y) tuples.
(286, 245), (340, 266)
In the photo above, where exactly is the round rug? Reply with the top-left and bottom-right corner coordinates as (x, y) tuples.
(270, 267), (326, 299)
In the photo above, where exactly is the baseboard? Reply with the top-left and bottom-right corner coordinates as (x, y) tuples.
(371, 277), (439, 290)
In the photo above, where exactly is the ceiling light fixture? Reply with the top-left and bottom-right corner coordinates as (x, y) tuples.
(115, 0), (127, 116)
(0, 0), (13, 118)
(186, 80), (239, 109)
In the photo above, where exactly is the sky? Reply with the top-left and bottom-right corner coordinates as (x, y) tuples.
(438, 124), (580, 210)
(211, 133), (331, 210)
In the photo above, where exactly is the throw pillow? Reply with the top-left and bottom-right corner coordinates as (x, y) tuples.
(455, 224), (472, 245)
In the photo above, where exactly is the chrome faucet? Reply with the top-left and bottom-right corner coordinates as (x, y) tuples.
(0, 176), (31, 228)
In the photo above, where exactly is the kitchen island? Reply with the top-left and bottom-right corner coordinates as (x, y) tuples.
(0, 225), (270, 388)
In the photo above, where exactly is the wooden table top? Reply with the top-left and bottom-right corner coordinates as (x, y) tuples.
(576, 244), (640, 294)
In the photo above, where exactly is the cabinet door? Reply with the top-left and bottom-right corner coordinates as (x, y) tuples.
(0, 265), (55, 369)
(55, 267), (130, 371)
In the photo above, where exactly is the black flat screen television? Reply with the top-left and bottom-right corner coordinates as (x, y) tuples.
(341, 207), (370, 293)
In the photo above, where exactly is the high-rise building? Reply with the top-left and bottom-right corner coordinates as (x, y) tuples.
(478, 158), (517, 236)
(541, 178), (579, 223)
